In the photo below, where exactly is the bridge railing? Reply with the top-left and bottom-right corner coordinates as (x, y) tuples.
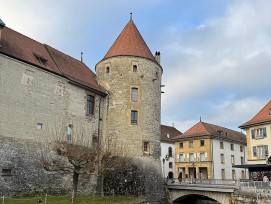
(166, 178), (237, 186)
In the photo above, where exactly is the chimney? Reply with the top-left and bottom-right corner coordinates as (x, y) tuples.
(0, 19), (6, 48)
(154, 51), (161, 64)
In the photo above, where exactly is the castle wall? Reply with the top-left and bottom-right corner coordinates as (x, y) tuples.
(0, 54), (102, 195)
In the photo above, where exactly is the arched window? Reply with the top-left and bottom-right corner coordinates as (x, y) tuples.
(168, 146), (172, 157)
(133, 65), (138, 72)
(106, 66), (110, 73)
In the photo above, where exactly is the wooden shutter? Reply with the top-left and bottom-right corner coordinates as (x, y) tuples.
(253, 146), (257, 157)
(265, 145), (269, 157)
(251, 129), (255, 139)
(263, 128), (267, 137)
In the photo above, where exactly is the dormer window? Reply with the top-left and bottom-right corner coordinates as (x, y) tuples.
(269, 108), (271, 115)
(34, 53), (47, 66)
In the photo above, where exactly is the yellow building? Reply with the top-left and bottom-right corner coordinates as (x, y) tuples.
(173, 121), (246, 180)
(237, 100), (271, 180)
(239, 100), (271, 164)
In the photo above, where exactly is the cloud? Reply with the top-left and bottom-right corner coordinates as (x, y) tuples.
(161, 0), (271, 131)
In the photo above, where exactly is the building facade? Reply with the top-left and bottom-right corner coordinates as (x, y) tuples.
(0, 18), (166, 202)
(173, 121), (247, 180)
(239, 100), (271, 180)
(160, 125), (182, 180)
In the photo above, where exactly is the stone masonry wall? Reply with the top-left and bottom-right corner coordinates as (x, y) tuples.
(96, 56), (166, 203)
(0, 54), (102, 195)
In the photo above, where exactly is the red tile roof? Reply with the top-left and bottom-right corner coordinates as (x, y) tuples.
(0, 27), (105, 94)
(161, 125), (182, 143)
(239, 100), (271, 128)
(103, 20), (157, 63)
(173, 121), (246, 144)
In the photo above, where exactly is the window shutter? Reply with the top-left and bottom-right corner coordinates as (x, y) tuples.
(253, 146), (257, 157)
(177, 154), (179, 159)
(265, 145), (269, 157)
(263, 127), (267, 137)
(194, 153), (196, 161)
(197, 153), (200, 161)
(205, 152), (208, 160)
(251, 129), (255, 139)
(187, 153), (189, 161)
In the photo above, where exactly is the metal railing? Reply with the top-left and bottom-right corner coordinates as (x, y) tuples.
(166, 178), (237, 186)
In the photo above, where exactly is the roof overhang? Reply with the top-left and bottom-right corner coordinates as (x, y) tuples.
(233, 164), (271, 171)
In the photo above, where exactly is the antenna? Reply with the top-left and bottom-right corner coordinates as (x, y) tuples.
(130, 12), (132, 20)
(81, 51), (83, 62)
(200, 116), (202, 122)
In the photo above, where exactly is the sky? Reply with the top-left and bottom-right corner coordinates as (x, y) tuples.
(1, 0), (271, 133)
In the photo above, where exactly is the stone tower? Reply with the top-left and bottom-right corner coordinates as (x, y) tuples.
(96, 19), (166, 202)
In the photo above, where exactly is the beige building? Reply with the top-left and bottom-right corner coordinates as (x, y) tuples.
(238, 100), (271, 180)
(173, 121), (247, 180)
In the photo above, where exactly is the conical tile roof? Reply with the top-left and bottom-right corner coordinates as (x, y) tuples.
(103, 20), (156, 62)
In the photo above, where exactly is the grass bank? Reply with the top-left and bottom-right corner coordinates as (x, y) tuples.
(1, 195), (145, 204)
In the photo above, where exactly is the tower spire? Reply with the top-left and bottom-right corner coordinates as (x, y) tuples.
(130, 12), (132, 20)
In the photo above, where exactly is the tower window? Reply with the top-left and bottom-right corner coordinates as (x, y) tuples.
(133, 65), (138, 72)
(86, 95), (95, 115)
(131, 110), (138, 125)
(143, 141), (150, 153)
(106, 66), (110, 73)
(131, 87), (138, 102)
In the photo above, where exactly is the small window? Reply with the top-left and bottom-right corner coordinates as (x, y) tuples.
(133, 65), (138, 72)
(231, 155), (235, 165)
(231, 144), (234, 151)
(220, 154), (224, 163)
(241, 156), (244, 165)
(168, 147), (172, 157)
(241, 170), (245, 179)
(232, 170), (236, 180)
(131, 110), (138, 125)
(143, 141), (150, 153)
(2, 168), (12, 176)
(269, 108), (271, 115)
(240, 145), (243, 152)
(106, 66), (110, 73)
(189, 141), (193, 148)
(67, 124), (73, 141)
(221, 169), (226, 179)
(169, 162), (173, 168)
(131, 87), (138, 102)
(220, 142), (224, 149)
(179, 142), (183, 148)
(36, 123), (43, 130)
(200, 140), (205, 147)
(86, 95), (95, 115)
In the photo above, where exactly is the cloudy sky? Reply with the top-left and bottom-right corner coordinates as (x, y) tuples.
(1, 0), (270, 132)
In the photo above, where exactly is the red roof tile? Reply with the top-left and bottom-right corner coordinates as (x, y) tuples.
(0, 27), (105, 94)
(173, 121), (246, 144)
(103, 20), (157, 62)
(239, 100), (271, 128)
(45, 45), (105, 93)
(161, 125), (182, 143)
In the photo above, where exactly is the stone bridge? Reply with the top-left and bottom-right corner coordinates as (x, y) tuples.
(166, 178), (238, 204)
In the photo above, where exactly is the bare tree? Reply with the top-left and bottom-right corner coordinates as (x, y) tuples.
(97, 138), (132, 196)
(41, 120), (98, 196)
